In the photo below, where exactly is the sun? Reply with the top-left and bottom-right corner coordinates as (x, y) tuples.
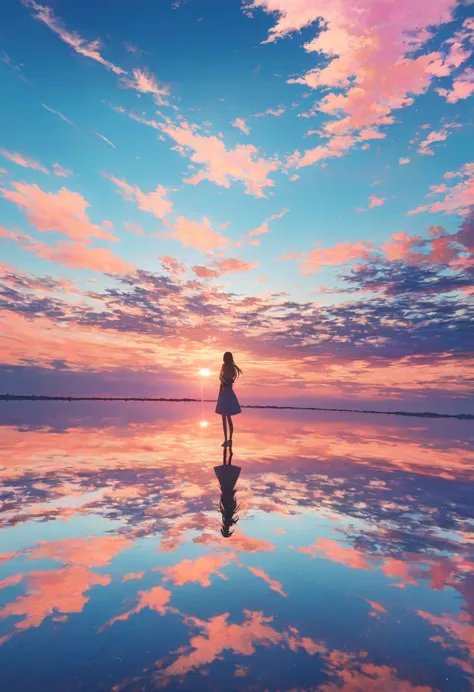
(199, 420), (209, 428)
(199, 368), (211, 377)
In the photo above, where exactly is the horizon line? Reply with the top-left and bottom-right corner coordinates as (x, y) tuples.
(1, 394), (472, 420)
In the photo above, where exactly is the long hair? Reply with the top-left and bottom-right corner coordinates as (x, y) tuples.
(222, 351), (243, 381)
(219, 490), (240, 538)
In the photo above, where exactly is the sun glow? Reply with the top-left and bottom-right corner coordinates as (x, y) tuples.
(199, 420), (209, 428)
(199, 368), (211, 377)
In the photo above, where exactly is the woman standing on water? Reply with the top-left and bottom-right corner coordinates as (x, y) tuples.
(215, 352), (242, 447)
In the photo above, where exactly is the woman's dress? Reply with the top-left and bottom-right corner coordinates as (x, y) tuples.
(215, 375), (241, 416)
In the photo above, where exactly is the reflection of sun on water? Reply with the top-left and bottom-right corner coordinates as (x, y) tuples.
(199, 368), (211, 377)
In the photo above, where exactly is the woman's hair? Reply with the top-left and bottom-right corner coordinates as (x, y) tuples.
(222, 351), (243, 380)
(219, 490), (240, 538)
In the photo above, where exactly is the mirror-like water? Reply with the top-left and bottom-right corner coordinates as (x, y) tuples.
(0, 402), (473, 691)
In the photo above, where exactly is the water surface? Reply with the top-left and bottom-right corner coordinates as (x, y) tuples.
(0, 402), (473, 691)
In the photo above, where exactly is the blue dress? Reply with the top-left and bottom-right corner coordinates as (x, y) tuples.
(215, 374), (241, 416)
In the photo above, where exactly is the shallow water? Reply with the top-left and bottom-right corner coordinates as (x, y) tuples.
(0, 402), (473, 692)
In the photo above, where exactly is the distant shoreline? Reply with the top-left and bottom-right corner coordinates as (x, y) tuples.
(1, 394), (472, 420)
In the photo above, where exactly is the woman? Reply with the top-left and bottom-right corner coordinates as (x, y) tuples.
(215, 351), (242, 447)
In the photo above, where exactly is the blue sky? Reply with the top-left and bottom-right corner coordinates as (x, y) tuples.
(1, 0), (473, 405)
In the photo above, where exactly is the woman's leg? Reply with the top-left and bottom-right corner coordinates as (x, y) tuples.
(227, 415), (234, 441)
(222, 415), (228, 442)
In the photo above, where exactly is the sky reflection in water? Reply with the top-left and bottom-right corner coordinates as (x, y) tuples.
(0, 402), (473, 692)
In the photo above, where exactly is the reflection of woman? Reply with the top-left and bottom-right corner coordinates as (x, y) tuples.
(214, 447), (241, 538)
(215, 351), (242, 448)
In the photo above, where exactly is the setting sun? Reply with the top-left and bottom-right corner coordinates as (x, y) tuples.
(199, 420), (209, 428)
(199, 368), (211, 377)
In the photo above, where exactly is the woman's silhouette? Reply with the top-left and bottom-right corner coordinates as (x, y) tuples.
(215, 351), (242, 447)
(214, 446), (241, 538)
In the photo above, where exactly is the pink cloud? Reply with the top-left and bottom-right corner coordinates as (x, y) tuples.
(101, 585), (172, 630)
(165, 216), (230, 252)
(247, 566), (287, 597)
(2, 230), (133, 274)
(107, 175), (173, 219)
(52, 162), (73, 177)
(161, 553), (235, 588)
(417, 123), (458, 156)
(160, 255), (186, 275)
(192, 257), (259, 278)
(298, 538), (374, 571)
(22, 0), (125, 75)
(0, 574), (23, 589)
(437, 67), (474, 103)
(249, 0), (458, 168)
(122, 571), (145, 582)
(254, 106), (286, 117)
(283, 240), (374, 275)
(399, 157), (411, 165)
(158, 119), (280, 197)
(408, 162), (474, 216)
(0, 182), (117, 241)
(368, 195), (386, 209)
(242, 207), (288, 244)
(121, 68), (170, 106)
(0, 149), (49, 174)
(158, 610), (283, 678)
(0, 566), (110, 632)
(29, 535), (131, 567)
(232, 118), (250, 135)
(124, 221), (145, 236)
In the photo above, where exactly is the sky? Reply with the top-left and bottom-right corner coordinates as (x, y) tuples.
(1, 0), (474, 410)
